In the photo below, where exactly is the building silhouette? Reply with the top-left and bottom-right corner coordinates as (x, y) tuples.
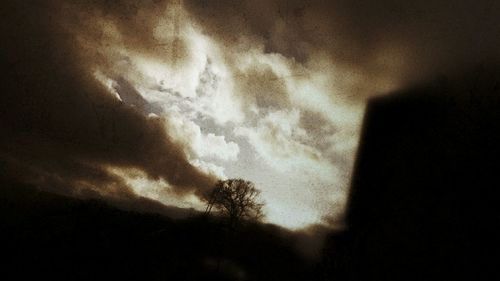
(324, 70), (500, 280)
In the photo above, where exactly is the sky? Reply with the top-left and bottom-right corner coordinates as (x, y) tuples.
(2, 0), (500, 229)
(80, 0), (367, 228)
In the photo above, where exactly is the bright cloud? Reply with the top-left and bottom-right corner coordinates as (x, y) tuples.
(89, 2), (364, 229)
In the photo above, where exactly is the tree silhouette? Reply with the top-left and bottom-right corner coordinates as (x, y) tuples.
(204, 179), (264, 226)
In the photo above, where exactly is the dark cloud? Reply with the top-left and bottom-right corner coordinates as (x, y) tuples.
(0, 0), (216, 206)
(2, 0), (500, 224)
(62, 0), (190, 66)
(234, 65), (291, 110)
(184, 0), (500, 93)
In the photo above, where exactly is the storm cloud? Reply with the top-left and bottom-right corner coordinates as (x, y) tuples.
(185, 0), (500, 95)
(2, 0), (500, 227)
(0, 0), (216, 206)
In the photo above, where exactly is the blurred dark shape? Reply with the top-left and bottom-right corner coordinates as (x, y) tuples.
(322, 66), (500, 280)
(0, 180), (310, 281)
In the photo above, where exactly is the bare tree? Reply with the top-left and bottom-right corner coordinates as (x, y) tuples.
(204, 179), (264, 226)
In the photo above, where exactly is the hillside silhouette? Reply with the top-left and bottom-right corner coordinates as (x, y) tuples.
(0, 180), (314, 281)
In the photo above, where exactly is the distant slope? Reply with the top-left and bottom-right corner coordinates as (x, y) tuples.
(0, 181), (312, 281)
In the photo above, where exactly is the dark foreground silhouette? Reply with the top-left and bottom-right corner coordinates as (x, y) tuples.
(321, 67), (500, 280)
(0, 182), (314, 281)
